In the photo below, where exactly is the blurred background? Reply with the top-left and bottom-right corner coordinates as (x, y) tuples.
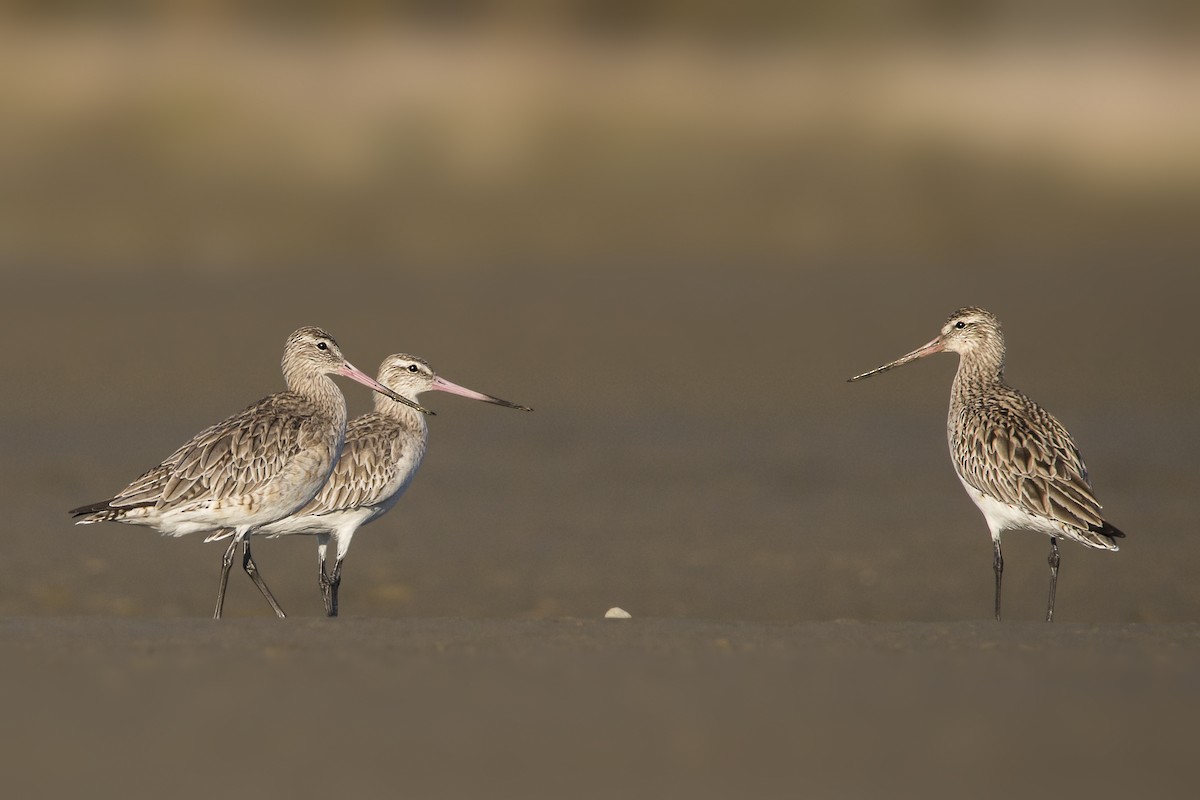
(2, 0), (1198, 621)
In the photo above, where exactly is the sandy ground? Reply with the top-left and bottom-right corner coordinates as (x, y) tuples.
(5, 257), (1200, 797)
(3, 617), (1198, 800)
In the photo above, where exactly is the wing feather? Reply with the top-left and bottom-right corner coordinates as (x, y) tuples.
(295, 415), (409, 515)
(101, 393), (322, 513)
(953, 388), (1107, 533)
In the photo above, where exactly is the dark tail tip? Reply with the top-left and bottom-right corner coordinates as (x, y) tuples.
(1094, 520), (1126, 540)
(69, 501), (111, 518)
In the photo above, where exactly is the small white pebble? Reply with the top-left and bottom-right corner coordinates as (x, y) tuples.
(605, 607), (632, 619)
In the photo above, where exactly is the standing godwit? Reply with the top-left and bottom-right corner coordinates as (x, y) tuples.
(70, 327), (432, 618)
(849, 307), (1125, 621)
(225, 354), (531, 616)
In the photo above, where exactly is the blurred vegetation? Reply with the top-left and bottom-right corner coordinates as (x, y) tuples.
(0, 1), (1196, 272)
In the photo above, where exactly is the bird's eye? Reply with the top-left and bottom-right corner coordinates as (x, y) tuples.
(954, 321), (966, 329)
(316, 341), (329, 351)
(408, 364), (419, 373)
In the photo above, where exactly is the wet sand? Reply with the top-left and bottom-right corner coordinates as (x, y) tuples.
(4, 261), (1200, 797)
(3, 617), (1198, 799)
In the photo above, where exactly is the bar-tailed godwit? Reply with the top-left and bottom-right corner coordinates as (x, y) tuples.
(217, 354), (531, 616)
(849, 307), (1125, 621)
(70, 327), (432, 618)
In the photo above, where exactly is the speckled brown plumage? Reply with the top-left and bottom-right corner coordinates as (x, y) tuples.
(71, 327), (430, 618)
(73, 391), (340, 524)
(851, 307), (1125, 621)
(945, 309), (1122, 550)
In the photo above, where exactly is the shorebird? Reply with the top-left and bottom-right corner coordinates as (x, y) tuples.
(70, 327), (433, 619)
(218, 354), (531, 616)
(849, 307), (1125, 621)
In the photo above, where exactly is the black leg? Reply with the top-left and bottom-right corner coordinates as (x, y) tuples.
(213, 536), (239, 619)
(242, 536), (287, 619)
(992, 538), (1004, 622)
(317, 535), (334, 616)
(327, 559), (343, 618)
(318, 559), (335, 616)
(1046, 537), (1061, 623)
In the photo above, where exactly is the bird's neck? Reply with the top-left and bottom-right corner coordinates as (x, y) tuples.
(952, 343), (1006, 400)
(290, 372), (349, 427)
(376, 394), (429, 437)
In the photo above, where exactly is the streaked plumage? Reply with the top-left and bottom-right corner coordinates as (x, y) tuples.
(70, 327), (432, 618)
(226, 354), (531, 616)
(850, 307), (1125, 621)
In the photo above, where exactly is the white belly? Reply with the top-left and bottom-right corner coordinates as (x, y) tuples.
(258, 506), (382, 538)
(957, 476), (1068, 541)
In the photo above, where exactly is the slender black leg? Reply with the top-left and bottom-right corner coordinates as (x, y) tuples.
(1046, 537), (1061, 623)
(242, 536), (287, 619)
(214, 536), (239, 619)
(318, 559), (335, 616)
(327, 559), (343, 618)
(317, 535), (334, 615)
(992, 538), (1004, 622)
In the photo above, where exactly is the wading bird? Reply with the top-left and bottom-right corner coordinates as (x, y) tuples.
(849, 307), (1124, 621)
(71, 327), (431, 618)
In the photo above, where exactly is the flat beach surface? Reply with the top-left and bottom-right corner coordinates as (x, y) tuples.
(4, 618), (1199, 800)
(6, 254), (1200, 800)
